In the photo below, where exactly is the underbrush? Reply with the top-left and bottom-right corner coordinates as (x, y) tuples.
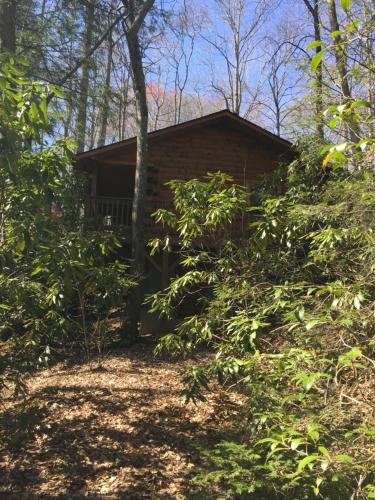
(150, 143), (375, 499)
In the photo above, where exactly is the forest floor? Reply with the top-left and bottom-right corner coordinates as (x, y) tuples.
(0, 342), (242, 499)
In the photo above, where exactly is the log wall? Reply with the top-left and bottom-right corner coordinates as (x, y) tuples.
(94, 122), (283, 211)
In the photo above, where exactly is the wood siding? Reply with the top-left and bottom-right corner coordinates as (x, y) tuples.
(94, 122), (282, 203)
(78, 119), (290, 236)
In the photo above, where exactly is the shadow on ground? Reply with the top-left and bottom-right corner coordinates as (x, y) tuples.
(0, 346), (238, 499)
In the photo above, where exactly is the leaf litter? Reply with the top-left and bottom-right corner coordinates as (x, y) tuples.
(0, 343), (242, 499)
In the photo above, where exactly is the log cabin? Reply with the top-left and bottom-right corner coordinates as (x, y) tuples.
(75, 109), (293, 317)
(76, 109), (293, 233)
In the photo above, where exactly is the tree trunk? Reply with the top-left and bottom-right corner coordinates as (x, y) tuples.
(76, 1), (95, 152)
(97, 29), (113, 147)
(275, 105), (281, 137)
(312, 0), (324, 140)
(327, 0), (358, 141)
(119, 0), (154, 339)
(126, 23), (149, 338)
(0, 0), (16, 53)
(364, 5), (374, 137)
(233, 30), (241, 114)
(64, 92), (74, 137)
(328, 0), (352, 100)
(303, 0), (324, 140)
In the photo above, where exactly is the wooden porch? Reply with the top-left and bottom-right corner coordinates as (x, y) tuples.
(84, 195), (169, 237)
(85, 196), (133, 231)
(83, 195), (178, 297)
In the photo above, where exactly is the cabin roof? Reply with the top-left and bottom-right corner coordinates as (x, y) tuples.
(76, 109), (293, 161)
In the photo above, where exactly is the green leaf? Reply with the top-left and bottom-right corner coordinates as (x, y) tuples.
(338, 318), (353, 327)
(338, 347), (362, 367)
(310, 49), (326, 71)
(318, 446), (330, 458)
(297, 455), (319, 472)
(334, 454), (353, 463)
(329, 118), (340, 129)
(340, 0), (351, 11)
(321, 460), (329, 471)
(346, 19), (360, 32)
(306, 319), (320, 331)
(290, 438), (306, 450)
(351, 99), (370, 109)
(16, 238), (25, 253)
(295, 307), (305, 322)
(308, 430), (320, 442)
(329, 30), (345, 38)
(29, 101), (39, 121)
(31, 266), (45, 276)
(40, 98), (48, 122)
(306, 41), (324, 50)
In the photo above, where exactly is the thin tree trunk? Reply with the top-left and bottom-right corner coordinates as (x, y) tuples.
(89, 94), (98, 150)
(76, 1), (95, 152)
(119, 0), (154, 338)
(327, 0), (359, 141)
(97, 28), (113, 147)
(328, 0), (352, 100)
(90, 63), (100, 149)
(364, 5), (374, 136)
(64, 36), (76, 138)
(41, 0), (47, 19)
(275, 106), (281, 136)
(233, 29), (241, 114)
(118, 92), (123, 140)
(0, 0), (16, 53)
(64, 93), (74, 137)
(303, 0), (324, 140)
(121, 77), (130, 139)
(125, 14), (149, 338)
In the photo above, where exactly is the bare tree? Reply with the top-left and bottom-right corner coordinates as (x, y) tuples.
(261, 34), (302, 136)
(203, 0), (267, 115)
(166, 0), (202, 124)
(148, 66), (168, 130)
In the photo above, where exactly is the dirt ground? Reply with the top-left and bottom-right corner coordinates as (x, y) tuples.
(0, 344), (242, 499)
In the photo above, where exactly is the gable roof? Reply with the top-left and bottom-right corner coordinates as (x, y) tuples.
(77, 109), (293, 161)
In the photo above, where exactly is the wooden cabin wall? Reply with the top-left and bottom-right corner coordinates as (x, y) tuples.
(145, 124), (281, 210)
(92, 122), (283, 212)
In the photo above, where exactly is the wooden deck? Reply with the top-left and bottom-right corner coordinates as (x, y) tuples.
(84, 196), (169, 236)
(85, 196), (133, 231)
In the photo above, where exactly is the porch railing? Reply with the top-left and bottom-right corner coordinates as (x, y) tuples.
(85, 196), (133, 230)
(84, 196), (171, 234)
